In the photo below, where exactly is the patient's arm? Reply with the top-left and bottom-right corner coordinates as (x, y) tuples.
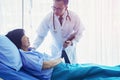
(42, 58), (62, 69)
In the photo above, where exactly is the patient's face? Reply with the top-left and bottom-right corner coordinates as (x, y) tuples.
(21, 35), (30, 49)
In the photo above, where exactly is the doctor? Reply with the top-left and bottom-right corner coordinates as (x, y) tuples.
(33, 0), (84, 63)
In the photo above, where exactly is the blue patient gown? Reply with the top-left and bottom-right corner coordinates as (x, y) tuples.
(19, 49), (53, 80)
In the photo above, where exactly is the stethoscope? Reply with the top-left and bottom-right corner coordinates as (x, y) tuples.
(53, 10), (71, 33)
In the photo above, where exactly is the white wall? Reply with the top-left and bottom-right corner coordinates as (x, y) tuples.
(69, 0), (120, 65)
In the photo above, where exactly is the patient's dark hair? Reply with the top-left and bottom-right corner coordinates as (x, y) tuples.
(6, 29), (25, 49)
(54, 0), (69, 5)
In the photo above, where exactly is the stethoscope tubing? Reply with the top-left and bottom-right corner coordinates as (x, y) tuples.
(53, 10), (71, 32)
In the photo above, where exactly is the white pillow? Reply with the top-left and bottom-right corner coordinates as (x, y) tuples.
(0, 35), (22, 71)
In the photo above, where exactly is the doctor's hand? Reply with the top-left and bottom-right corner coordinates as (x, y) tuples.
(63, 40), (72, 48)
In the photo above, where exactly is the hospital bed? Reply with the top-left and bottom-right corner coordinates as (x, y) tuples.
(0, 35), (120, 80)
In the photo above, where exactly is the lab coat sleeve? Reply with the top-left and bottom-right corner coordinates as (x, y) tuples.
(72, 14), (85, 44)
(33, 16), (50, 49)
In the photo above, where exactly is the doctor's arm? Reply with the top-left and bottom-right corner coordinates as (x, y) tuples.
(33, 19), (49, 49)
(64, 18), (85, 48)
(71, 16), (85, 45)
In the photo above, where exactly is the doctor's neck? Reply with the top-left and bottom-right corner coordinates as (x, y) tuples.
(55, 10), (66, 17)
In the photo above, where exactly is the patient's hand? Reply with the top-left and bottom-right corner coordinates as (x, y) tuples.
(42, 58), (62, 69)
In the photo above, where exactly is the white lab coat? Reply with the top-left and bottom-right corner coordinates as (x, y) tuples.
(33, 10), (84, 63)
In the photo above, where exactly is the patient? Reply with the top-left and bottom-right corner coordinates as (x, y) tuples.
(6, 29), (62, 80)
(6, 29), (120, 80)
